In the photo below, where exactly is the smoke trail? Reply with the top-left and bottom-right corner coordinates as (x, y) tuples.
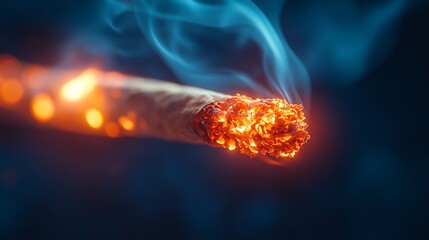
(283, 0), (409, 84)
(56, 0), (418, 104)
(104, 0), (310, 104)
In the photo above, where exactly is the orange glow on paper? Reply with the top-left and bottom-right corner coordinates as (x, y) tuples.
(1, 79), (24, 104)
(60, 68), (98, 102)
(195, 95), (310, 158)
(30, 94), (55, 122)
(86, 108), (104, 129)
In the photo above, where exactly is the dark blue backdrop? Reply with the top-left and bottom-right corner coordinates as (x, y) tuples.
(0, 0), (428, 239)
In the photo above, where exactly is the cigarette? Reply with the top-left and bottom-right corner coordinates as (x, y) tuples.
(104, 77), (310, 159)
(0, 58), (310, 159)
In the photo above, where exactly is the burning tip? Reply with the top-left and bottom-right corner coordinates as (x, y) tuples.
(195, 95), (310, 159)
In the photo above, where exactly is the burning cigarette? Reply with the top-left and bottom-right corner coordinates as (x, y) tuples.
(0, 55), (310, 160)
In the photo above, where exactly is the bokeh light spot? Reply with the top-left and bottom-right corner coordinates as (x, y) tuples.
(86, 108), (104, 129)
(1, 79), (24, 104)
(30, 93), (55, 122)
(119, 116), (134, 131)
(61, 68), (98, 102)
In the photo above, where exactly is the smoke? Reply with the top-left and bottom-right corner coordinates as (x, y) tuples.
(56, 0), (417, 105)
(283, 0), (409, 84)
(102, 0), (309, 104)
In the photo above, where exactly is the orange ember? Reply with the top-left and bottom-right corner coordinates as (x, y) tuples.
(195, 95), (310, 158)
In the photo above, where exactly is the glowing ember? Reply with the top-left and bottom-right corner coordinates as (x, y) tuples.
(195, 95), (310, 158)
(60, 68), (98, 101)
(30, 94), (55, 122)
(86, 108), (104, 129)
(0, 79), (24, 104)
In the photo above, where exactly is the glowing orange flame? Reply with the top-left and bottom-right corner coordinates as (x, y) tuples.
(195, 95), (310, 158)
(60, 68), (98, 102)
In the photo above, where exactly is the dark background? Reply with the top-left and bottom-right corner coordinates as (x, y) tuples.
(0, 0), (428, 239)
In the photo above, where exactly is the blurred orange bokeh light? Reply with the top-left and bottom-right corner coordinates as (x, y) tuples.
(30, 94), (55, 122)
(60, 68), (98, 102)
(1, 79), (24, 104)
(86, 108), (104, 129)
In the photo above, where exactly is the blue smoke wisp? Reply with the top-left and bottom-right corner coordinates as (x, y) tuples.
(105, 0), (310, 104)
